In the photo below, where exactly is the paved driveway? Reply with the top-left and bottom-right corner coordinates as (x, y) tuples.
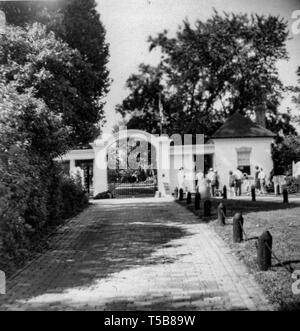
(0, 198), (271, 311)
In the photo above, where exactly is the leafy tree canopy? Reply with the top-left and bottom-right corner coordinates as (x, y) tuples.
(0, 24), (102, 150)
(294, 67), (300, 112)
(272, 135), (300, 175)
(117, 11), (292, 138)
(0, 0), (110, 146)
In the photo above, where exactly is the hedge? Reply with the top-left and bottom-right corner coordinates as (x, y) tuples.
(0, 161), (89, 268)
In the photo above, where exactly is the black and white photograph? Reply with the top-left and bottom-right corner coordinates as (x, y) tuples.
(0, 0), (300, 314)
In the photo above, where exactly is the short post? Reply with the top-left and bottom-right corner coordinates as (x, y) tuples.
(186, 192), (192, 205)
(195, 192), (201, 210)
(179, 188), (184, 201)
(257, 231), (272, 271)
(217, 202), (226, 226)
(283, 188), (289, 204)
(233, 213), (244, 243)
(223, 185), (227, 200)
(251, 185), (256, 202)
(204, 200), (211, 217)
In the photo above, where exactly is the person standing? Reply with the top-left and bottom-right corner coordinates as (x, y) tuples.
(177, 167), (186, 193)
(254, 166), (261, 194)
(243, 173), (250, 195)
(195, 170), (203, 190)
(206, 168), (214, 197)
(229, 171), (235, 197)
(259, 168), (266, 195)
(211, 170), (219, 197)
(234, 167), (243, 196)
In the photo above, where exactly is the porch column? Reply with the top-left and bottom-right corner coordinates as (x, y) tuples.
(92, 141), (108, 197)
(69, 159), (76, 176)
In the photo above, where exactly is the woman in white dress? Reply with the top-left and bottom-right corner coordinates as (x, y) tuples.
(196, 171), (208, 198)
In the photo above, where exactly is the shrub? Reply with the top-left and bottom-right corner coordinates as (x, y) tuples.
(0, 147), (35, 262)
(285, 176), (299, 194)
(272, 136), (300, 175)
(59, 175), (89, 220)
(94, 191), (113, 200)
(0, 23), (92, 267)
(0, 157), (89, 262)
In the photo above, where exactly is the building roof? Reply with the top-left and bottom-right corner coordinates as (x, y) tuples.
(212, 112), (275, 139)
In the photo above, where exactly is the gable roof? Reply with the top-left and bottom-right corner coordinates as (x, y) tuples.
(212, 112), (275, 139)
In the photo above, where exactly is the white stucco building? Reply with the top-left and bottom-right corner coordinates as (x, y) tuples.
(59, 112), (275, 197)
(212, 112), (275, 189)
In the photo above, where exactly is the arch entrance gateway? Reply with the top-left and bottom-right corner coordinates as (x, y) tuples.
(91, 130), (171, 198)
(58, 113), (276, 199)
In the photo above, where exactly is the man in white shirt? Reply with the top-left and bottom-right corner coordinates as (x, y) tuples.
(196, 171), (207, 196)
(195, 171), (204, 187)
(258, 168), (266, 195)
(206, 168), (215, 196)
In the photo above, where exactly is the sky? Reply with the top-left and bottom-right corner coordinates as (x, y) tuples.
(96, 0), (300, 133)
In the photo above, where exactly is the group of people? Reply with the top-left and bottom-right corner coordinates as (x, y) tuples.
(178, 165), (268, 198)
(178, 167), (213, 198)
(228, 166), (267, 197)
(195, 168), (220, 197)
(254, 166), (267, 195)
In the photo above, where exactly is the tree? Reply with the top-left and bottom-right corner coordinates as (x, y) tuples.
(0, 23), (107, 148)
(0, 24), (90, 258)
(50, 0), (110, 142)
(272, 135), (300, 175)
(294, 67), (300, 112)
(117, 12), (290, 138)
(1, 0), (110, 146)
(0, 1), (60, 27)
(0, 82), (52, 255)
(116, 64), (166, 134)
(1, 24), (90, 150)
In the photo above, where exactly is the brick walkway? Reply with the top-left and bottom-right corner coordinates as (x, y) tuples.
(0, 198), (272, 311)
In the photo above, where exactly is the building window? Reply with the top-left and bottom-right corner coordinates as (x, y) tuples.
(236, 147), (252, 175)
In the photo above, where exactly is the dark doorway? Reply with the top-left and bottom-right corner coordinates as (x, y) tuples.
(204, 154), (214, 174)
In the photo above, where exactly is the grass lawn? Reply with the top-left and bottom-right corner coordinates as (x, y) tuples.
(177, 197), (300, 311)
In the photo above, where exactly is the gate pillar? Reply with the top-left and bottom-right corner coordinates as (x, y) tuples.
(157, 136), (171, 197)
(92, 140), (108, 197)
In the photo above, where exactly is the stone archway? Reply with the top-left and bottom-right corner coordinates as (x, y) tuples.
(90, 130), (171, 197)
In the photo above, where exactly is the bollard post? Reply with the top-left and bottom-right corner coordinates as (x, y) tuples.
(233, 213), (244, 243)
(257, 231), (272, 271)
(283, 188), (289, 204)
(179, 188), (184, 201)
(204, 200), (211, 217)
(186, 192), (192, 205)
(223, 185), (227, 200)
(251, 185), (256, 202)
(195, 192), (201, 210)
(217, 202), (226, 226)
